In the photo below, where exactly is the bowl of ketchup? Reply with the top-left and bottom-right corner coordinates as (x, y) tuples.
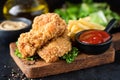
(75, 19), (117, 54)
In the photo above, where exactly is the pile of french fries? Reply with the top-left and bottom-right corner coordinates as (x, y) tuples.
(67, 17), (105, 40)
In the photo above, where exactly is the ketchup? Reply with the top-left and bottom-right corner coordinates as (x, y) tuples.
(79, 30), (110, 44)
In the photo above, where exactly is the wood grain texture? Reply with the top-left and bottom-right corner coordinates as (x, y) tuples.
(10, 43), (115, 78)
(112, 32), (120, 50)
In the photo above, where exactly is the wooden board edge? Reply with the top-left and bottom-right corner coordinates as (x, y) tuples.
(9, 43), (115, 78)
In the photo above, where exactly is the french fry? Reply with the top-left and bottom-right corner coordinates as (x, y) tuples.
(77, 22), (90, 30)
(79, 18), (105, 30)
(68, 20), (77, 31)
(67, 18), (105, 41)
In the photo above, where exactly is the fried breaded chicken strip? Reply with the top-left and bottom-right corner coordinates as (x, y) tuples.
(37, 30), (72, 63)
(17, 13), (67, 58)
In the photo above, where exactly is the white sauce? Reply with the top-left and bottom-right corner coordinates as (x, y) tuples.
(0, 20), (27, 30)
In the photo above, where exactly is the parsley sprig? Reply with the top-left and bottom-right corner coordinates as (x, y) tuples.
(62, 47), (79, 63)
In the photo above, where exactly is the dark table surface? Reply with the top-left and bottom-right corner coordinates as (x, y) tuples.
(1, 0), (120, 80)
(0, 43), (120, 80)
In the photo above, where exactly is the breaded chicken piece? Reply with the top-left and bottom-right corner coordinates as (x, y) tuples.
(17, 13), (67, 58)
(17, 32), (43, 58)
(37, 30), (72, 63)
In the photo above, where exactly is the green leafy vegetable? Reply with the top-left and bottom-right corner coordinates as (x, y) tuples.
(15, 48), (22, 58)
(26, 56), (39, 61)
(16, 41), (18, 46)
(15, 48), (39, 61)
(83, 0), (93, 3)
(15, 42), (39, 61)
(15, 41), (39, 61)
(62, 47), (79, 63)
(89, 10), (108, 26)
(54, 0), (120, 26)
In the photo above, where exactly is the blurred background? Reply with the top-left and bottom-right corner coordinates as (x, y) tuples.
(0, 0), (120, 20)
(0, 0), (63, 19)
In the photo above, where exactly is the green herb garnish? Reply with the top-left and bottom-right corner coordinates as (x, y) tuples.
(16, 41), (18, 46)
(62, 47), (79, 63)
(15, 41), (39, 61)
(15, 48), (39, 61)
(15, 48), (22, 58)
(26, 55), (39, 61)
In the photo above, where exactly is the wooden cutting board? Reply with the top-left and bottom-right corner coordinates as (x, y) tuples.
(112, 32), (120, 50)
(10, 42), (115, 78)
